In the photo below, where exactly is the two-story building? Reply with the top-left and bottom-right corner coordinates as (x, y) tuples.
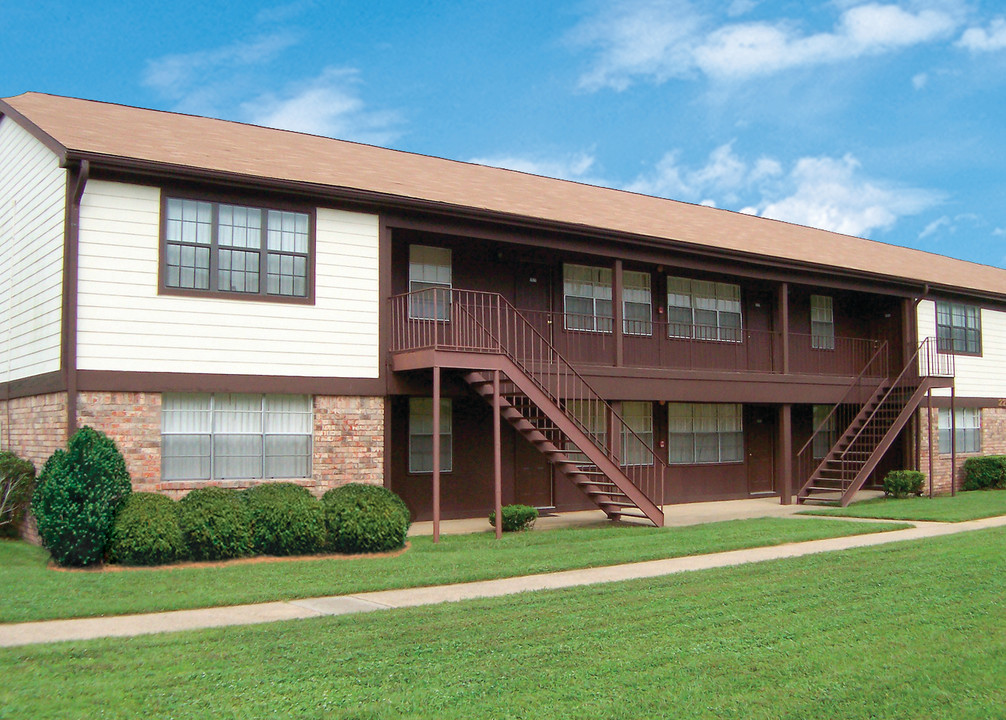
(2, 92), (1005, 528)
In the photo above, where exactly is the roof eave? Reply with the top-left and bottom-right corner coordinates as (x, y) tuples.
(0, 98), (69, 164)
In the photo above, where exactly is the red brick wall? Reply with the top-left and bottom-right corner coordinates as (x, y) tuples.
(918, 406), (1006, 494)
(0, 392), (67, 471)
(76, 392), (162, 492)
(313, 395), (385, 492)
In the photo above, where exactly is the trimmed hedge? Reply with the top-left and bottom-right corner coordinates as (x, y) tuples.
(323, 483), (411, 554)
(32, 427), (132, 567)
(963, 456), (1006, 491)
(0, 451), (36, 538)
(489, 504), (538, 532)
(243, 483), (326, 556)
(107, 493), (186, 566)
(178, 487), (252, 561)
(882, 470), (925, 498)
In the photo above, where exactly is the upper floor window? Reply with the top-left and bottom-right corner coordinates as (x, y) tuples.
(667, 403), (743, 464)
(623, 271), (652, 336)
(810, 295), (835, 350)
(939, 407), (981, 454)
(620, 401), (654, 467)
(667, 277), (742, 342)
(409, 245), (452, 320)
(564, 264), (613, 333)
(936, 301), (981, 355)
(163, 197), (312, 301)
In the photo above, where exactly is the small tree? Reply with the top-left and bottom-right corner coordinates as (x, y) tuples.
(0, 451), (36, 537)
(32, 427), (132, 566)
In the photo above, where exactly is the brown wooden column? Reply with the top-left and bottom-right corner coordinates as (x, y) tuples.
(613, 259), (624, 367)
(779, 403), (792, 504)
(950, 385), (957, 496)
(927, 389), (934, 499)
(493, 369), (503, 540)
(432, 365), (441, 543)
(778, 282), (790, 375)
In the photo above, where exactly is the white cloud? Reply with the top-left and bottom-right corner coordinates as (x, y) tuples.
(571, 1), (962, 89)
(994, 227), (1006, 236)
(958, 18), (1006, 51)
(247, 67), (401, 144)
(912, 71), (929, 88)
(467, 151), (599, 183)
(919, 215), (951, 238)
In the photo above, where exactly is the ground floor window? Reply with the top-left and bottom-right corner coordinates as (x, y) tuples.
(565, 400), (607, 463)
(939, 407), (981, 454)
(812, 405), (838, 459)
(620, 401), (654, 466)
(162, 394), (312, 481)
(668, 403), (743, 464)
(409, 398), (452, 473)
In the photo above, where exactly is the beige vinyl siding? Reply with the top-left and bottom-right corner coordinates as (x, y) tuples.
(0, 118), (66, 383)
(76, 181), (380, 377)
(917, 299), (1006, 398)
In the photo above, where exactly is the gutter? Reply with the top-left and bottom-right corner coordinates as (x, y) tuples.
(62, 159), (89, 438)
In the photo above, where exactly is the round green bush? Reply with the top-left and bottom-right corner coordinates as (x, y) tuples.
(107, 492), (186, 566)
(177, 487), (252, 561)
(323, 483), (411, 554)
(488, 504), (538, 532)
(32, 426), (132, 567)
(243, 483), (326, 556)
(882, 470), (925, 498)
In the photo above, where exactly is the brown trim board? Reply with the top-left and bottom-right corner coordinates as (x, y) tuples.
(0, 101), (69, 162)
(76, 370), (385, 396)
(62, 160), (88, 438)
(0, 371), (66, 401)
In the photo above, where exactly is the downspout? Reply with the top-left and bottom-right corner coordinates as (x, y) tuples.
(63, 160), (89, 439)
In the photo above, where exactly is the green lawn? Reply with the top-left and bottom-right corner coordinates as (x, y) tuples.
(2, 526), (1002, 720)
(0, 516), (908, 623)
(799, 489), (1006, 522)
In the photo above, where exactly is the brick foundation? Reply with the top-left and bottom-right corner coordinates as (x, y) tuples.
(313, 395), (385, 492)
(918, 406), (1006, 494)
(76, 392), (162, 492)
(0, 392), (68, 470)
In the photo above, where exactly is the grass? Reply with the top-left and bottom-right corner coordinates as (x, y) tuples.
(1, 526), (1003, 719)
(799, 488), (1006, 522)
(0, 516), (908, 624)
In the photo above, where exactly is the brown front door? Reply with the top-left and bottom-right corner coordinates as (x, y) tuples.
(746, 406), (776, 494)
(514, 437), (553, 508)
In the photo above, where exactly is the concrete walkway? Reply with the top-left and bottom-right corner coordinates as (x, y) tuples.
(3, 512), (1003, 649)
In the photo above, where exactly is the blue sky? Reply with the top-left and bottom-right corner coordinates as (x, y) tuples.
(3, 0), (1005, 268)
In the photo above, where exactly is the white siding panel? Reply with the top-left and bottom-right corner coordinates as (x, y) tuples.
(0, 118), (65, 383)
(76, 182), (380, 377)
(918, 299), (1006, 398)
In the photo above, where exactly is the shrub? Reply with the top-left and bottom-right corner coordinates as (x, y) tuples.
(0, 451), (36, 538)
(882, 470), (925, 498)
(488, 504), (538, 532)
(962, 456), (1006, 491)
(243, 483), (326, 556)
(107, 493), (186, 565)
(32, 427), (132, 566)
(323, 483), (411, 554)
(177, 486), (252, 561)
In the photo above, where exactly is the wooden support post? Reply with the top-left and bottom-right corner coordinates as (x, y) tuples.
(493, 369), (503, 540)
(950, 385), (957, 496)
(613, 259), (624, 367)
(432, 366), (441, 543)
(778, 282), (790, 375)
(927, 389), (934, 499)
(779, 403), (793, 504)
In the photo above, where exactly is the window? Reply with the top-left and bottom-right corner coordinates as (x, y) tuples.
(565, 400), (607, 463)
(810, 295), (835, 350)
(620, 401), (654, 467)
(409, 245), (452, 320)
(668, 403), (743, 464)
(409, 398), (452, 473)
(939, 407), (981, 454)
(161, 394), (312, 481)
(812, 405), (838, 459)
(667, 277), (742, 342)
(936, 301), (981, 355)
(623, 271), (652, 336)
(564, 264), (612, 332)
(163, 198), (311, 300)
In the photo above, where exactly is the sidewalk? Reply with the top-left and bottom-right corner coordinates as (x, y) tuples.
(4, 512), (1003, 649)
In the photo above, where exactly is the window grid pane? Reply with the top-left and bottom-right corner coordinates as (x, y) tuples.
(409, 246), (452, 320)
(667, 403), (743, 464)
(564, 264), (613, 333)
(621, 401), (654, 466)
(666, 276), (742, 342)
(936, 301), (982, 354)
(938, 407), (981, 455)
(409, 398), (452, 473)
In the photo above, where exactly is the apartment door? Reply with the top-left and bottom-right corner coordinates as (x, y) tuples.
(514, 438), (554, 508)
(746, 406), (777, 494)
(513, 263), (553, 344)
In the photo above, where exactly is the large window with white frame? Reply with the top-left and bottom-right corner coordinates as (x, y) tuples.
(161, 394), (312, 481)
(939, 407), (981, 454)
(409, 398), (452, 473)
(667, 403), (743, 464)
(409, 245), (452, 320)
(810, 295), (835, 350)
(667, 277), (742, 342)
(563, 264), (613, 332)
(163, 198), (312, 300)
(620, 401), (654, 467)
(623, 271), (652, 336)
(936, 301), (981, 355)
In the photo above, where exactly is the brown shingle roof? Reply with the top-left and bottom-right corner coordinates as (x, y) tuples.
(3, 91), (1004, 298)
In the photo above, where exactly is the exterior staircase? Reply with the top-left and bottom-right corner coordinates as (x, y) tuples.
(797, 337), (953, 506)
(390, 289), (666, 526)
